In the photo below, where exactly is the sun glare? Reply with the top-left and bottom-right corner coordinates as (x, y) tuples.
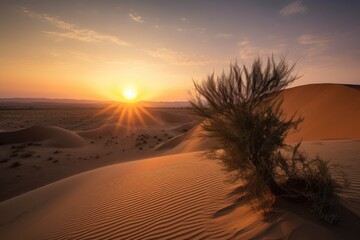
(123, 87), (137, 101)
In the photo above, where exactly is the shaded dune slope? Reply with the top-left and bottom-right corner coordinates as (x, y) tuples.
(300, 140), (360, 216)
(0, 126), (85, 148)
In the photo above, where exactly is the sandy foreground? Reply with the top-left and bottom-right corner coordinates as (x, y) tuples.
(0, 84), (359, 239)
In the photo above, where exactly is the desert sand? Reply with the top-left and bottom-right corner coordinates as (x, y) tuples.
(0, 83), (359, 239)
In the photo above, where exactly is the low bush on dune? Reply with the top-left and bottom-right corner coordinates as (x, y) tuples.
(189, 56), (347, 224)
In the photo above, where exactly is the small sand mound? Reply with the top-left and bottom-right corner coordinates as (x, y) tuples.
(0, 126), (85, 148)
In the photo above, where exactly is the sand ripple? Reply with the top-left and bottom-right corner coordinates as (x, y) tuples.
(0, 144), (359, 239)
(42, 155), (234, 240)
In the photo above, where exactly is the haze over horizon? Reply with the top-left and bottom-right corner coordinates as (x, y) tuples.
(1, 0), (359, 101)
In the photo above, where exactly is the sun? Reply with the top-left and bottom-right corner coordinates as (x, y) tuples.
(122, 87), (137, 101)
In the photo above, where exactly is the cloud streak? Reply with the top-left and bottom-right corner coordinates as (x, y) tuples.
(215, 33), (233, 38)
(21, 7), (130, 46)
(279, 1), (307, 16)
(197, 27), (207, 34)
(146, 48), (211, 66)
(238, 39), (287, 59)
(129, 13), (144, 23)
(298, 34), (332, 57)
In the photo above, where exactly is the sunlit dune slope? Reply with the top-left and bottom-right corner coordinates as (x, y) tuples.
(157, 124), (217, 154)
(281, 84), (360, 142)
(0, 152), (344, 240)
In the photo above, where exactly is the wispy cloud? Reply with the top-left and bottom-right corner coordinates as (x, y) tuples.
(45, 31), (129, 46)
(298, 34), (331, 45)
(279, 1), (307, 16)
(129, 12), (144, 23)
(215, 33), (233, 38)
(196, 27), (207, 34)
(175, 27), (206, 35)
(146, 48), (211, 65)
(298, 34), (332, 57)
(21, 7), (130, 46)
(181, 17), (188, 21)
(238, 38), (287, 59)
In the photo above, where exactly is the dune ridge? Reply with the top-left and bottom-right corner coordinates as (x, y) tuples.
(158, 124), (217, 154)
(159, 84), (360, 152)
(0, 126), (85, 148)
(282, 84), (360, 142)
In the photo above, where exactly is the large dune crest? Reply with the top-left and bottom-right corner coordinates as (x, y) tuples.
(282, 84), (360, 142)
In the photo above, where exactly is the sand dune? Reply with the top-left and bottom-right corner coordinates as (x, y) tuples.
(161, 84), (360, 152)
(158, 124), (217, 154)
(282, 84), (360, 142)
(77, 123), (128, 138)
(0, 126), (85, 148)
(0, 153), (228, 239)
(168, 121), (199, 133)
(0, 84), (359, 239)
(300, 140), (360, 216)
(0, 109), (197, 202)
(1, 152), (353, 240)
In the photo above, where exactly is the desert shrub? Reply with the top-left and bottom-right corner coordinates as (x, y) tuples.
(189, 56), (345, 222)
(278, 146), (347, 223)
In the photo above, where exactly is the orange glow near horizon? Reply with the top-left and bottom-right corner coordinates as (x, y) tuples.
(96, 101), (160, 131)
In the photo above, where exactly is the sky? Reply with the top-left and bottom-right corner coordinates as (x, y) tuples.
(0, 0), (359, 101)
